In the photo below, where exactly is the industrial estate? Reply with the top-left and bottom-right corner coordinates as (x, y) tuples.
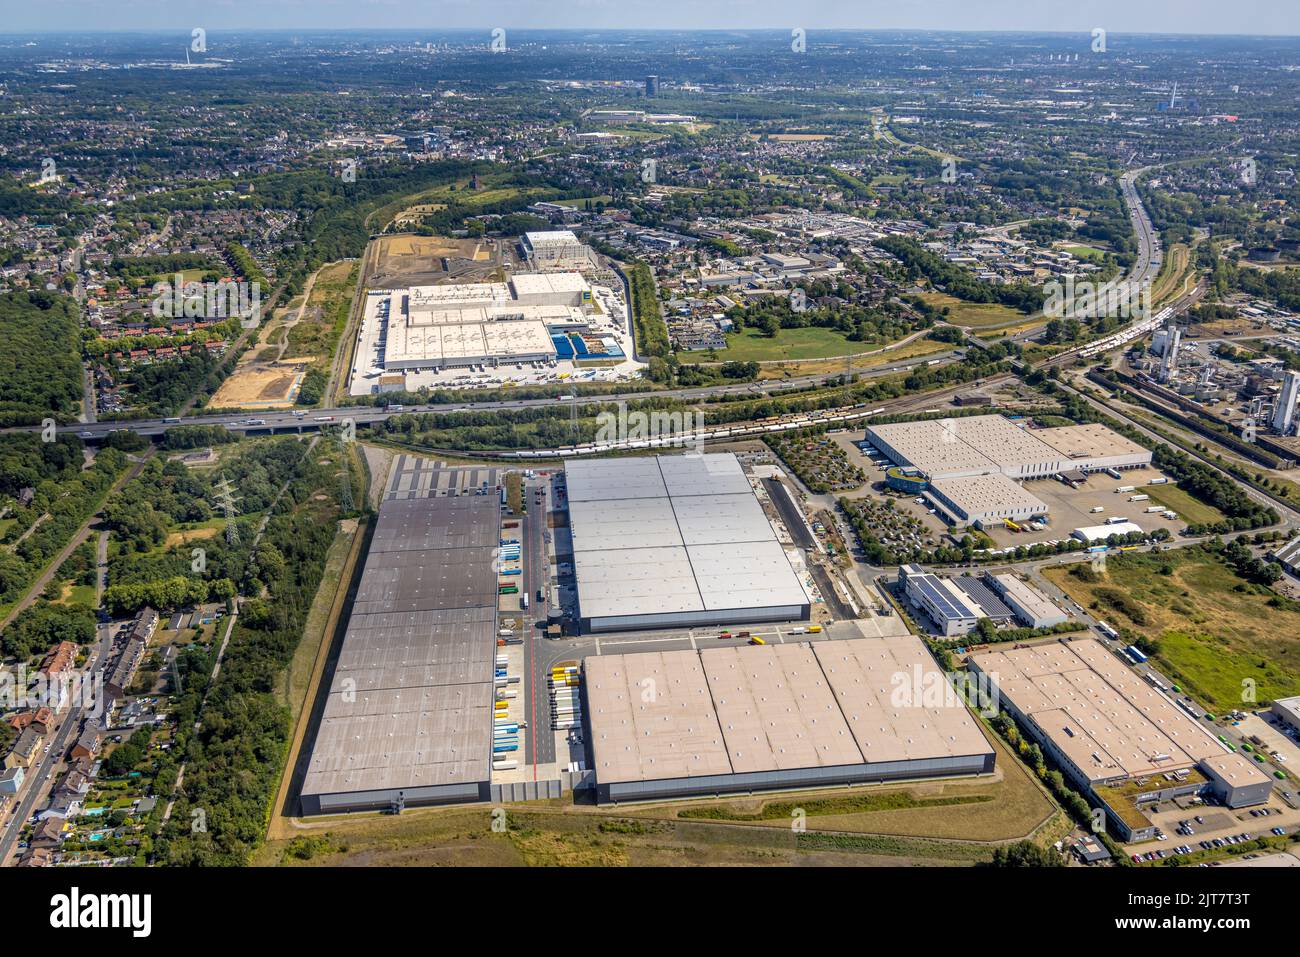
(1, 19), (1300, 911)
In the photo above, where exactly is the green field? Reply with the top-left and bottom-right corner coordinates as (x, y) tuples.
(1044, 547), (1300, 711)
(1062, 243), (1107, 263)
(710, 326), (865, 362)
(65, 584), (97, 607)
(917, 291), (1024, 329)
(1142, 483), (1227, 525)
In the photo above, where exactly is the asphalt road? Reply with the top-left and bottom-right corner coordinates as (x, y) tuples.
(13, 344), (955, 447)
(522, 474), (556, 772)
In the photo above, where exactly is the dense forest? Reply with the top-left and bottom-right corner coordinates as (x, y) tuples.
(0, 291), (85, 425)
(0, 445), (127, 607)
(153, 442), (349, 865)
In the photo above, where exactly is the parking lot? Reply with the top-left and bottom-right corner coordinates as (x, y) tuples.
(1238, 711), (1300, 774)
(1128, 792), (1300, 861)
(979, 466), (1189, 549)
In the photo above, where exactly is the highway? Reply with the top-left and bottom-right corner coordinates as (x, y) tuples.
(22, 162), (1169, 457)
(9, 344), (960, 447)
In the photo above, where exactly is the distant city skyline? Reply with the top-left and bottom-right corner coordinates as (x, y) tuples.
(2, 1), (1299, 38)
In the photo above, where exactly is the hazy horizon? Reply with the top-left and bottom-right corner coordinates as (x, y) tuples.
(2, 1), (1298, 39)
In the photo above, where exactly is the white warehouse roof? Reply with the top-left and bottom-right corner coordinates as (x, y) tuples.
(566, 453), (810, 630)
(1071, 522), (1144, 542)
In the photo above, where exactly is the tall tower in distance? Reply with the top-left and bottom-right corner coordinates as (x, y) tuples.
(1159, 323), (1182, 382)
(645, 75), (659, 98)
(1272, 369), (1300, 435)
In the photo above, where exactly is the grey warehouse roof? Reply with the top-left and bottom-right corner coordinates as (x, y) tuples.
(566, 453), (809, 623)
(302, 479), (499, 803)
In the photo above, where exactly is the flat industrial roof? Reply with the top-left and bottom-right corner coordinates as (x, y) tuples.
(938, 415), (1062, 469)
(869, 415), (1146, 478)
(1202, 751), (1272, 788)
(1033, 423), (1151, 462)
(991, 574), (1064, 622)
(523, 230), (581, 246)
(904, 566), (983, 622)
(1274, 696), (1300, 725)
(302, 473), (499, 801)
(408, 282), (511, 309)
(509, 272), (590, 296)
(929, 474), (1048, 517)
(969, 638), (1230, 784)
(867, 419), (999, 477)
(954, 576), (1016, 619)
(386, 318), (556, 365)
(583, 651), (733, 784)
(566, 453), (809, 623)
(407, 303), (585, 326)
(587, 636), (994, 785)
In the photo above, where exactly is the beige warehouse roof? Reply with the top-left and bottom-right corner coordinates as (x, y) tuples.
(1034, 423), (1150, 461)
(702, 644), (863, 772)
(585, 651), (733, 783)
(970, 638), (1228, 784)
(587, 636), (994, 786)
(812, 636), (993, 763)
(929, 474), (1048, 516)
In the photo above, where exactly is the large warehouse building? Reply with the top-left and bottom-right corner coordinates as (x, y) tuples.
(969, 638), (1272, 841)
(521, 230), (590, 268)
(299, 482), (501, 815)
(565, 453), (811, 632)
(378, 271), (595, 371)
(867, 415), (1150, 483)
(927, 474), (1048, 527)
(584, 636), (996, 803)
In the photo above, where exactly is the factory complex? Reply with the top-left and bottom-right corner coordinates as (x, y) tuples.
(566, 453), (812, 632)
(866, 415), (1151, 527)
(969, 638), (1273, 840)
(583, 635), (996, 803)
(378, 271), (596, 371)
(899, 564), (1070, 636)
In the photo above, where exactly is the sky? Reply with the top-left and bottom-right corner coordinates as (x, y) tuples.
(3, 0), (1298, 36)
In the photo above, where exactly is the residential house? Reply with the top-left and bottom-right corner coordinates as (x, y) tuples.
(0, 766), (24, 795)
(39, 641), (78, 676)
(29, 818), (65, 848)
(106, 639), (147, 703)
(4, 727), (43, 769)
(18, 846), (53, 867)
(4, 706), (53, 735)
(71, 725), (101, 761)
(131, 607), (160, 644)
